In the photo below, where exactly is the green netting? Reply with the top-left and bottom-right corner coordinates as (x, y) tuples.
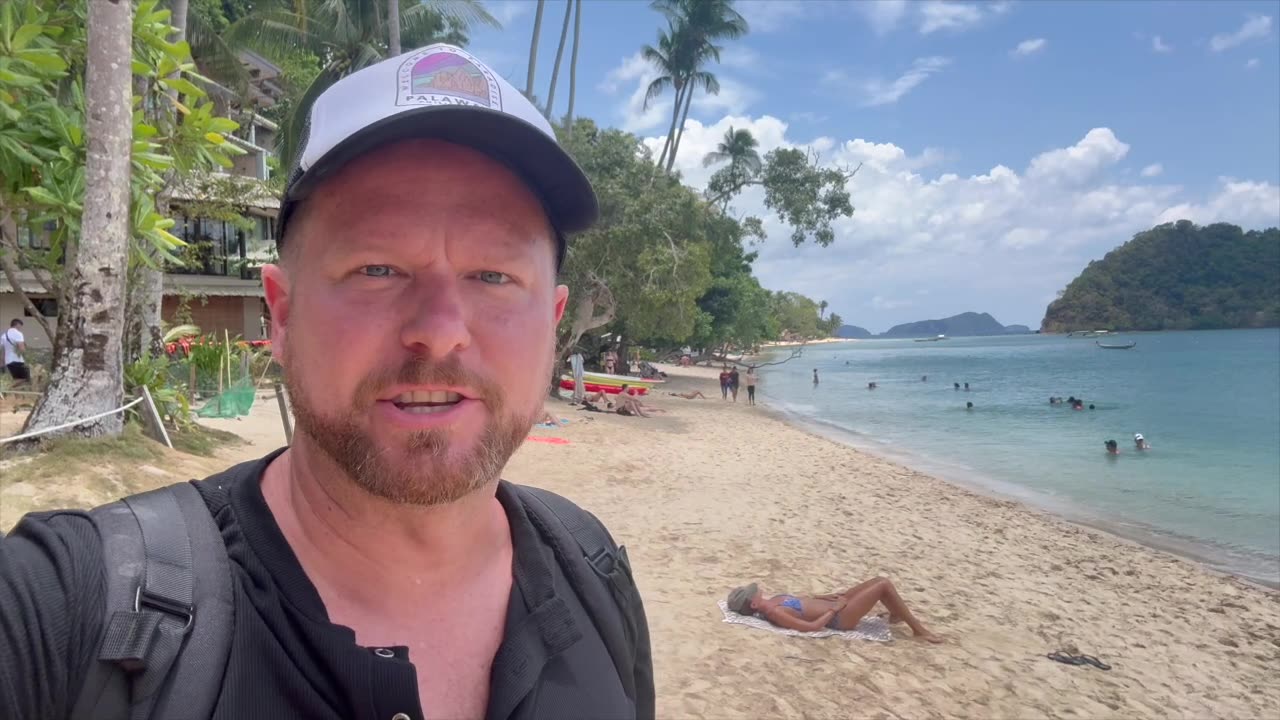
(196, 377), (256, 418)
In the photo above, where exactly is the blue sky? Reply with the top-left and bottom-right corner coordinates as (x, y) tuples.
(469, 0), (1280, 332)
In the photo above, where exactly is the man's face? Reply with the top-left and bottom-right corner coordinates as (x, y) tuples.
(262, 140), (569, 506)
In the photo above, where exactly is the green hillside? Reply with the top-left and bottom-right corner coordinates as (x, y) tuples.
(1042, 221), (1280, 332)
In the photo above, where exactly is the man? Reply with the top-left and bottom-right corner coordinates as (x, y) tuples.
(0, 44), (652, 720)
(2, 318), (29, 385)
(744, 366), (758, 406)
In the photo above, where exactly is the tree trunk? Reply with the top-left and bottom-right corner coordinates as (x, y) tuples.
(565, 0), (581, 125)
(655, 82), (685, 170)
(544, 0), (573, 120)
(525, 0), (545, 97)
(387, 0), (401, 56)
(665, 87), (695, 172)
(548, 275), (615, 397)
(21, 0), (134, 441)
(133, 0), (189, 363)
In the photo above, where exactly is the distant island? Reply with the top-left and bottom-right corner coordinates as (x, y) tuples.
(1042, 221), (1280, 333)
(835, 324), (873, 339)
(879, 312), (1031, 338)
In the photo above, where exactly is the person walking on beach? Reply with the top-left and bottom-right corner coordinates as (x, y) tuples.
(745, 366), (758, 405)
(719, 365), (731, 399)
(728, 366), (741, 402)
(2, 318), (29, 386)
(0, 45), (652, 720)
(726, 579), (942, 643)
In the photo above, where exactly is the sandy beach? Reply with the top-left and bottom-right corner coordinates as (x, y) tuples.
(4, 366), (1279, 718)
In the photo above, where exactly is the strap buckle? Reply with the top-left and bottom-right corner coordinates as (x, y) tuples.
(135, 585), (194, 632)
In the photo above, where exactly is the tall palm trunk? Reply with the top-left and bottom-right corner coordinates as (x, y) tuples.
(544, 0), (573, 120)
(525, 0), (545, 97)
(388, 0), (401, 55)
(565, 0), (582, 124)
(23, 0), (134, 440)
(665, 87), (695, 172)
(133, 0), (190, 363)
(655, 81), (685, 169)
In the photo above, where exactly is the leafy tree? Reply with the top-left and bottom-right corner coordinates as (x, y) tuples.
(0, 0), (244, 439)
(1042, 220), (1280, 332)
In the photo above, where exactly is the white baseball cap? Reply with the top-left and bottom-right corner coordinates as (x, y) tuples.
(277, 44), (598, 259)
(1134, 433), (1144, 441)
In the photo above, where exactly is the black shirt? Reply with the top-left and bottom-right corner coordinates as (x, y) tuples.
(0, 451), (644, 720)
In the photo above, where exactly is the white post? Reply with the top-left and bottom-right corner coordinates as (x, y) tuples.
(139, 386), (173, 448)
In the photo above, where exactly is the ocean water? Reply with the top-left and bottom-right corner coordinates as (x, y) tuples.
(755, 330), (1280, 585)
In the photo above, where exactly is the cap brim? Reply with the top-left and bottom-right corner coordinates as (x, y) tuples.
(284, 105), (598, 235)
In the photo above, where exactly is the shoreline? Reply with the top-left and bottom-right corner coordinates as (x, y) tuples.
(765, 403), (1280, 591)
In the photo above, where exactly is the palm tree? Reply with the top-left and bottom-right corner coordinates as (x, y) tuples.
(545, 0), (574, 119)
(388, 0), (401, 55)
(818, 300), (828, 320)
(526, 0), (545, 96)
(565, 0), (582, 124)
(646, 0), (748, 172)
(701, 125), (760, 173)
(227, 0), (498, 170)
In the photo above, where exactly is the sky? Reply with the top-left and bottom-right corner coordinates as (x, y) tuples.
(469, 0), (1280, 332)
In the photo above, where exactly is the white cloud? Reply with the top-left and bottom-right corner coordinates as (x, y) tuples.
(644, 116), (1280, 328)
(601, 52), (759, 133)
(828, 56), (952, 107)
(1011, 38), (1047, 57)
(1209, 15), (1273, 52)
(1026, 128), (1130, 184)
(1152, 35), (1173, 53)
(720, 46), (760, 70)
(919, 1), (984, 34)
(1141, 163), (1164, 178)
(738, 0), (809, 33)
(488, 0), (532, 26)
(861, 0), (908, 35)
(1246, 57), (1261, 69)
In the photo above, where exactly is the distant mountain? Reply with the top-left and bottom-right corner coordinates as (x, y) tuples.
(1003, 324), (1033, 334)
(1042, 221), (1280, 332)
(836, 324), (873, 339)
(880, 312), (1009, 338)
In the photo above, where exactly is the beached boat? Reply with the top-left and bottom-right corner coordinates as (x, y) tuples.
(914, 334), (948, 342)
(558, 380), (650, 395)
(580, 371), (662, 387)
(1096, 340), (1137, 350)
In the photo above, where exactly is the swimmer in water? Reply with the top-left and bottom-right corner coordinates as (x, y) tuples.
(1134, 433), (1151, 450)
(954, 382), (960, 390)
(966, 401), (974, 410)
(1104, 439), (1120, 455)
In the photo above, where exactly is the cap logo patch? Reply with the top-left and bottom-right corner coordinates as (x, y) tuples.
(397, 46), (501, 109)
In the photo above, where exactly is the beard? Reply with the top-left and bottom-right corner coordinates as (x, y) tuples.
(284, 348), (536, 507)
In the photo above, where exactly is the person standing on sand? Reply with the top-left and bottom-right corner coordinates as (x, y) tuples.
(719, 365), (731, 400)
(726, 579), (942, 643)
(728, 366), (740, 402)
(745, 367), (758, 406)
(0, 45), (652, 720)
(2, 318), (29, 386)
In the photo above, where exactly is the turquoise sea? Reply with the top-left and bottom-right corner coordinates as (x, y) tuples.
(756, 330), (1280, 585)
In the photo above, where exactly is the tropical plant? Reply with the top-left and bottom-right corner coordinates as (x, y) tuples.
(124, 352), (194, 429)
(225, 0), (499, 169)
(644, 0), (747, 171)
(2, 0), (245, 441)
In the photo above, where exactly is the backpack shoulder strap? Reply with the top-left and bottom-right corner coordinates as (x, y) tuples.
(73, 482), (234, 720)
(516, 485), (654, 719)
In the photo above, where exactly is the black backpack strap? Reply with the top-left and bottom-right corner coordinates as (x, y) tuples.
(518, 486), (654, 720)
(73, 482), (234, 720)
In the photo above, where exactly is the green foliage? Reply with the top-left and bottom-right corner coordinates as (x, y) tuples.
(768, 291), (825, 340)
(0, 0), (243, 273)
(1042, 220), (1280, 332)
(124, 352), (194, 429)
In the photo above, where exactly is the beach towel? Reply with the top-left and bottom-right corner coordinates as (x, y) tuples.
(526, 436), (570, 445)
(717, 601), (892, 642)
(536, 419), (571, 428)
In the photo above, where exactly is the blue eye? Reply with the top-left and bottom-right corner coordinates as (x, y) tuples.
(360, 265), (395, 277)
(477, 271), (511, 285)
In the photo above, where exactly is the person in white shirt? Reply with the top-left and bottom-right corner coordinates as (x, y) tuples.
(2, 318), (30, 384)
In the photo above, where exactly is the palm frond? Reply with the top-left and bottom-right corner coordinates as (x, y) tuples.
(643, 75), (674, 109)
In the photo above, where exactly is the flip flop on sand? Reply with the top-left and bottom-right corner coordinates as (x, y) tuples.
(1046, 650), (1111, 670)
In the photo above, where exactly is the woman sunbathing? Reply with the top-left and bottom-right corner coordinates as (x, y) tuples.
(725, 577), (942, 643)
(668, 390), (707, 399)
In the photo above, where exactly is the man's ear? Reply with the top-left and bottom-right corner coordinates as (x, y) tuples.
(261, 264), (291, 365)
(553, 284), (569, 325)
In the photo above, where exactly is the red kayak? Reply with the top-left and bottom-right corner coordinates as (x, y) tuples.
(559, 380), (649, 396)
